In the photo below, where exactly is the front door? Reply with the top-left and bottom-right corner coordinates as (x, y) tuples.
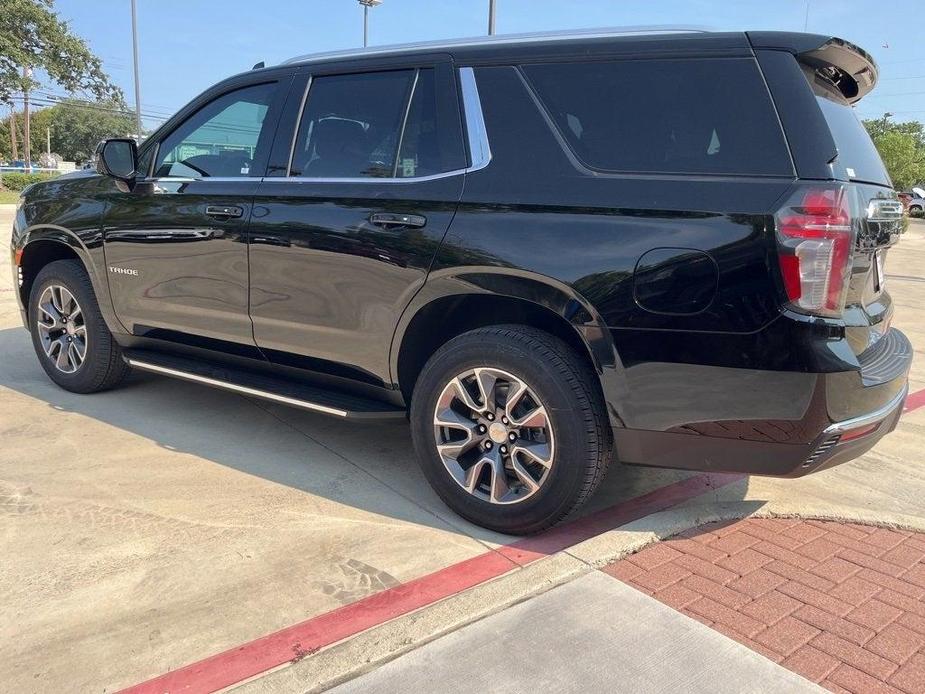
(103, 79), (287, 352)
(247, 62), (467, 383)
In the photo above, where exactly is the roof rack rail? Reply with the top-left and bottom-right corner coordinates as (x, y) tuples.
(283, 25), (713, 66)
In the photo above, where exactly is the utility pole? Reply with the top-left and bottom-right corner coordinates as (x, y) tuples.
(9, 108), (19, 161)
(488, 0), (496, 35)
(131, 0), (143, 138)
(358, 0), (382, 48)
(23, 66), (32, 171)
(46, 126), (51, 156)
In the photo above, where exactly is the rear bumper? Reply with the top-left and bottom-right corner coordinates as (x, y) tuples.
(613, 329), (911, 478)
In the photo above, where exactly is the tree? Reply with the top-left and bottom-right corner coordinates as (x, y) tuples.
(46, 100), (135, 162)
(0, 0), (123, 106)
(864, 119), (925, 191)
(864, 118), (925, 150)
(0, 99), (135, 162)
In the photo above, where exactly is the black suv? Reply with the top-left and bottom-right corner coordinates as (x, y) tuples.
(10, 29), (911, 534)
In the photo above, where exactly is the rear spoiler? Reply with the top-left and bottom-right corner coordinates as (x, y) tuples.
(747, 31), (878, 103)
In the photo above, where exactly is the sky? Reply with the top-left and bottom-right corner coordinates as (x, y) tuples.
(44, 0), (925, 129)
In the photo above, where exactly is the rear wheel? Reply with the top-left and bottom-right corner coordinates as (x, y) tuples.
(28, 259), (130, 393)
(410, 325), (612, 534)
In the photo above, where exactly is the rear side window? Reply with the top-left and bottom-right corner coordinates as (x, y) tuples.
(522, 58), (793, 176)
(290, 68), (465, 178)
(291, 70), (413, 178)
(397, 69), (467, 178)
(808, 71), (890, 186)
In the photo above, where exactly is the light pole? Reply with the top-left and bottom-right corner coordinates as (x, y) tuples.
(23, 66), (32, 171)
(358, 0), (382, 48)
(131, 0), (143, 138)
(488, 0), (496, 35)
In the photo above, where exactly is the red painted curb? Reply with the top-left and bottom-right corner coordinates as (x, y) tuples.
(904, 387), (925, 413)
(119, 472), (745, 694)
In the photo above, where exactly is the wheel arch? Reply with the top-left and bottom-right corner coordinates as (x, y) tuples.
(391, 269), (626, 424)
(18, 232), (88, 308)
(16, 227), (122, 334)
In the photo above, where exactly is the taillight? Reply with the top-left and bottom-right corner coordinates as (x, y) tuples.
(775, 185), (854, 318)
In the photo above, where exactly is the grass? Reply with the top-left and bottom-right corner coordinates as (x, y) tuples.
(0, 189), (21, 204)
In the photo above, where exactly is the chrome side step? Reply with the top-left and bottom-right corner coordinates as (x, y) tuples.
(124, 352), (406, 420)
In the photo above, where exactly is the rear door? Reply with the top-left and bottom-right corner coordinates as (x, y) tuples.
(247, 58), (467, 384)
(103, 78), (288, 352)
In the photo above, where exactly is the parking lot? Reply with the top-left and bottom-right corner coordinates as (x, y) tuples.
(2, 203), (925, 692)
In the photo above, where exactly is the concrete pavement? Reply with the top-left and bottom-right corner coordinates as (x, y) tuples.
(330, 571), (822, 694)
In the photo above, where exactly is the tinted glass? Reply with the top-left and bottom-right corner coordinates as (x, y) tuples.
(809, 72), (890, 186)
(523, 59), (793, 176)
(290, 71), (414, 178)
(397, 69), (467, 177)
(154, 82), (276, 178)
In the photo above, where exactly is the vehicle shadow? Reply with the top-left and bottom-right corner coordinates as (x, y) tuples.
(0, 325), (753, 550)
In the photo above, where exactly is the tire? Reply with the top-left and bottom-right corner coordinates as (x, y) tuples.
(410, 325), (612, 535)
(28, 259), (130, 394)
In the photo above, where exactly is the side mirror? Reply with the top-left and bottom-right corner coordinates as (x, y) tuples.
(96, 138), (138, 184)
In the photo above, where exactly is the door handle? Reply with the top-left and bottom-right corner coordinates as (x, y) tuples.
(206, 205), (244, 219)
(369, 212), (426, 228)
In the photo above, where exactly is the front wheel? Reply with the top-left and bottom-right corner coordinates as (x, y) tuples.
(410, 325), (612, 535)
(28, 259), (130, 393)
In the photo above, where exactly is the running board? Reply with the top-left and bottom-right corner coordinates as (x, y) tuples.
(123, 351), (406, 420)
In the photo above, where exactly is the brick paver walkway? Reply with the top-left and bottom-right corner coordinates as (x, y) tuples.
(603, 518), (925, 694)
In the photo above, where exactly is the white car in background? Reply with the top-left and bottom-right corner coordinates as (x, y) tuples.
(907, 187), (925, 214)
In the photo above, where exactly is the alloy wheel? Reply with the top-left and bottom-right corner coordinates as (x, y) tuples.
(36, 284), (87, 374)
(433, 367), (555, 504)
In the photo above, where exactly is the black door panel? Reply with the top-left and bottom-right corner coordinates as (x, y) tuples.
(103, 179), (258, 348)
(248, 177), (463, 383)
(102, 78), (288, 353)
(248, 60), (467, 384)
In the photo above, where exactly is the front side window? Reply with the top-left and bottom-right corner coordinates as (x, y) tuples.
(523, 58), (793, 176)
(290, 68), (465, 178)
(154, 82), (277, 178)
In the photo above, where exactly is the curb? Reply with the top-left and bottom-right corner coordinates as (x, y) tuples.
(232, 497), (925, 693)
(233, 552), (591, 693)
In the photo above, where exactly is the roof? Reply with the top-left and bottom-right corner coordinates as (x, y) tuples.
(282, 25), (716, 66)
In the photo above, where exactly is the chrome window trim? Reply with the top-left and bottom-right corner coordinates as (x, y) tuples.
(458, 67), (491, 172)
(140, 176), (257, 184)
(261, 168), (466, 184)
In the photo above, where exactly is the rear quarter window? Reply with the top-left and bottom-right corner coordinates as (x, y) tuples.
(808, 71), (890, 187)
(522, 58), (793, 177)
